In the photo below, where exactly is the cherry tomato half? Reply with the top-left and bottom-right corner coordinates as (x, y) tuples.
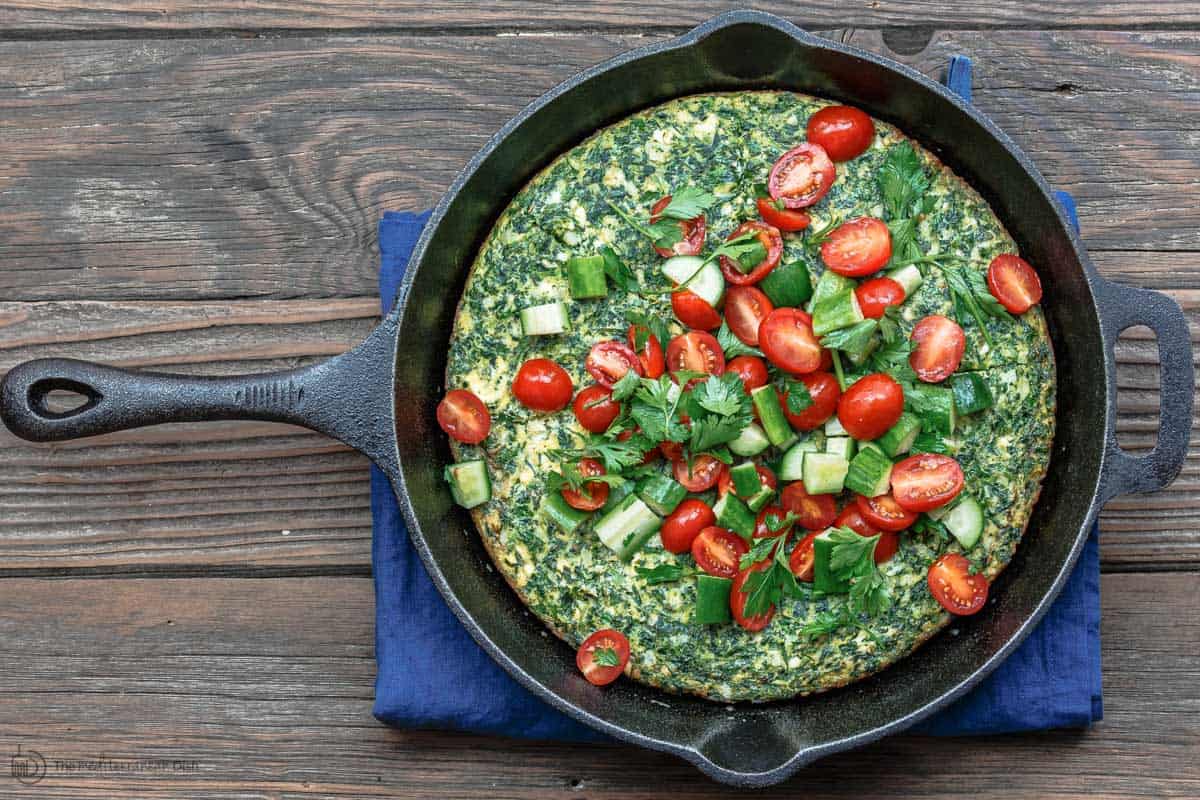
(649, 195), (706, 258)
(586, 340), (644, 388)
(627, 324), (666, 379)
(726, 355), (769, 394)
(719, 221), (784, 286)
(856, 277), (906, 320)
(928, 553), (989, 616)
(789, 531), (819, 581)
(666, 331), (725, 382)
(768, 143), (836, 209)
(987, 254), (1043, 314)
(576, 628), (630, 686)
(891, 453), (965, 513)
(724, 286), (775, 346)
(754, 505), (793, 540)
(855, 493), (918, 532)
(835, 506), (898, 563)
(759, 308), (823, 374)
(731, 561), (776, 632)
(660, 498), (716, 554)
(691, 526), (749, 579)
(674, 454), (724, 492)
(719, 464), (777, 499)
(820, 216), (892, 277)
(561, 458), (610, 512)
(436, 389), (491, 444)
(512, 358), (573, 412)
(781, 371), (840, 431)
(572, 384), (620, 434)
(671, 289), (722, 330)
(806, 105), (875, 162)
(756, 196), (811, 232)
(837, 373), (904, 440)
(910, 315), (965, 384)
(780, 481), (838, 530)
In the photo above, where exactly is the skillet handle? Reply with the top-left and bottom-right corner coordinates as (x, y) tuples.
(1093, 277), (1193, 503)
(0, 318), (399, 476)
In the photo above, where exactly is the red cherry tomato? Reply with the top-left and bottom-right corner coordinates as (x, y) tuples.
(891, 453), (965, 512)
(910, 315), (965, 384)
(724, 286), (775, 346)
(726, 355), (769, 394)
(627, 324), (665, 379)
(660, 498), (715, 554)
(807, 105), (875, 162)
(730, 561), (776, 632)
(781, 371), (840, 431)
(586, 340), (644, 388)
(512, 358), (573, 412)
(719, 221), (783, 286)
(928, 553), (989, 616)
(820, 216), (893, 277)
(834, 506), (898, 563)
(649, 195), (706, 258)
(718, 464), (777, 499)
(855, 493), (918, 532)
(561, 458), (610, 511)
(671, 289), (722, 330)
(658, 440), (684, 463)
(691, 526), (749, 579)
(756, 196), (811, 232)
(768, 143), (836, 209)
(837, 373), (904, 440)
(987, 254), (1043, 314)
(666, 331), (725, 382)
(789, 531), (819, 581)
(855, 277), (906, 319)
(754, 504), (794, 540)
(576, 628), (630, 686)
(572, 384), (620, 434)
(780, 481), (838, 530)
(819, 347), (834, 372)
(436, 389), (491, 444)
(673, 454), (724, 492)
(758, 308), (823, 374)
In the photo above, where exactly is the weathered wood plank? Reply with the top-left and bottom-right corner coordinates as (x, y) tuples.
(0, 571), (1193, 798)
(0, 30), (1198, 301)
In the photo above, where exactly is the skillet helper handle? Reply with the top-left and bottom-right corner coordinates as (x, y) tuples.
(0, 318), (399, 475)
(1093, 277), (1193, 503)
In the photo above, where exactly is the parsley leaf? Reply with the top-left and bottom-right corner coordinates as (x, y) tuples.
(609, 370), (641, 402)
(592, 647), (621, 667)
(690, 373), (746, 417)
(776, 375), (813, 414)
(630, 376), (688, 445)
(625, 309), (673, 353)
(636, 562), (696, 585)
(819, 319), (879, 357)
(544, 461), (626, 494)
(935, 262), (997, 348)
(868, 333), (916, 383)
(708, 231), (762, 265)
(911, 513), (952, 542)
(601, 245), (638, 293)
(965, 266), (1012, 320)
(716, 321), (764, 359)
(826, 527), (893, 617)
(586, 433), (651, 473)
(735, 532), (804, 618)
(656, 187), (715, 220)
(878, 142), (930, 221)
(801, 607), (883, 644)
(686, 374), (753, 454)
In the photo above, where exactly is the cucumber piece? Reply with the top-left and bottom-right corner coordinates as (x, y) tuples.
(950, 373), (995, 416)
(694, 575), (733, 625)
(750, 385), (794, 447)
(877, 412), (922, 457)
(758, 259), (813, 307)
(566, 255), (607, 299)
(812, 289), (865, 335)
(636, 473), (687, 517)
(618, 520), (663, 562)
(732, 240), (769, 273)
(845, 446), (894, 498)
(906, 384), (957, 435)
(713, 492), (755, 542)
(845, 332), (880, 366)
(885, 264), (924, 297)
(824, 416), (849, 438)
(778, 436), (823, 481)
(541, 492), (589, 533)
(942, 494), (984, 549)
(729, 462), (762, 497)
(802, 452), (849, 495)
(810, 269), (856, 310)
(824, 436), (856, 461)
(519, 301), (570, 336)
(444, 460), (491, 509)
(662, 255), (724, 309)
(746, 485), (776, 513)
(813, 529), (851, 594)
(594, 494), (660, 554)
(729, 422), (771, 457)
(601, 479), (636, 513)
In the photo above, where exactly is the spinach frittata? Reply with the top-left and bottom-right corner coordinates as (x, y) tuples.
(443, 91), (1055, 701)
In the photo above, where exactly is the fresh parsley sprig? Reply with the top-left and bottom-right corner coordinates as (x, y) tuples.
(825, 527), (893, 617)
(774, 373), (814, 415)
(685, 373), (754, 456)
(734, 512), (803, 618)
(600, 245), (638, 293)
(801, 606), (883, 644)
(605, 187), (715, 252)
(625, 309), (674, 355)
(635, 562), (697, 585)
(819, 319), (879, 358)
(716, 321), (764, 359)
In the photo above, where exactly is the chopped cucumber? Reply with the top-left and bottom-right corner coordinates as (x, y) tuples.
(729, 462), (762, 497)
(942, 494), (984, 549)
(729, 423), (771, 457)
(824, 436), (856, 461)
(779, 436), (823, 481)
(877, 412), (922, 457)
(845, 445), (894, 498)
(444, 460), (491, 509)
(618, 521), (663, 562)
(824, 416), (849, 438)
(566, 255), (607, 299)
(746, 485), (776, 513)
(662, 255), (724, 309)
(636, 473), (687, 517)
(802, 452), (849, 495)
(810, 269), (856, 310)
(750, 385), (795, 447)
(906, 383), (957, 435)
(813, 529), (851, 594)
(519, 301), (570, 336)
(758, 259), (813, 307)
(950, 373), (995, 416)
(713, 492), (755, 542)
(885, 264), (924, 297)
(541, 492), (589, 533)
(695, 575), (733, 625)
(812, 289), (865, 335)
(594, 494), (660, 554)
(845, 333), (880, 366)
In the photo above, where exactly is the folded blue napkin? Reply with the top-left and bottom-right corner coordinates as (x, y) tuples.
(371, 56), (1101, 741)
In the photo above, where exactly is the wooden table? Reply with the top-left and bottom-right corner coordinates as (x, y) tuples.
(0, 3), (1196, 797)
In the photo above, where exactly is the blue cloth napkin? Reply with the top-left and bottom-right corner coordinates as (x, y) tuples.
(371, 57), (1102, 740)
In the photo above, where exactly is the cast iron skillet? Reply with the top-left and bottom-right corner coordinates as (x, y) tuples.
(1, 11), (1192, 787)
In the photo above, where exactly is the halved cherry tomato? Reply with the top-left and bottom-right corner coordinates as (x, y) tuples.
(719, 221), (783, 286)
(627, 324), (665, 379)
(768, 143), (836, 209)
(658, 440), (684, 463)
(561, 458), (609, 511)
(780, 481), (838, 530)
(987, 253), (1043, 314)
(436, 389), (491, 444)
(928, 553), (989, 615)
(819, 346), (834, 372)
(671, 289), (722, 330)
(674, 454), (724, 492)
(789, 531), (819, 581)
(856, 493), (918, 532)
(576, 628), (630, 686)
(572, 384), (620, 434)
(726, 355), (769, 394)
(756, 196), (811, 232)
(666, 331), (725, 382)
(660, 498), (715, 554)
(649, 195), (706, 258)
(837, 373), (903, 440)
(730, 561), (776, 631)
(586, 340), (644, 388)
(874, 530), (900, 563)
(691, 526), (749, 579)
(820, 216), (892, 277)
(512, 358), (573, 412)
(759, 308), (823, 374)
(781, 371), (840, 431)
(807, 105), (875, 162)
(719, 464), (777, 498)
(910, 315), (965, 383)
(835, 506), (899, 563)
(855, 277), (906, 319)
(891, 453), (964, 512)
(724, 286), (774, 346)
(755, 504), (794, 540)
